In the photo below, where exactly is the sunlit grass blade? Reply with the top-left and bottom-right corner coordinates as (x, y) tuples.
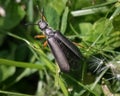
(0, 58), (44, 70)
(0, 90), (32, 96)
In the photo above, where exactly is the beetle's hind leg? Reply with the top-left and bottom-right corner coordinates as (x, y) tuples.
(34, 35), (48, 47)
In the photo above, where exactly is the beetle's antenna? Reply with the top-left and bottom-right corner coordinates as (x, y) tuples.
(24, 23), (38, 26)
(39, 8), (46, 21)
(25, 0), (47, 26)
(35, 0), (47, 21)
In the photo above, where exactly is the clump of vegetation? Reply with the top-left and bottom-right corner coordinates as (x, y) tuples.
(0, 0), (120, 96)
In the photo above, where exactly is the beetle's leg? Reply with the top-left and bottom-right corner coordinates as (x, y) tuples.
(34, 35), (48, 47)
(43, 41), (48, 47)
(72, 42), (84, 48)
(34, 35), (46, 39)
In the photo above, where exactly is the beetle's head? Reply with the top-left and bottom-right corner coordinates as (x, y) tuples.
(38, 19), (48, 30)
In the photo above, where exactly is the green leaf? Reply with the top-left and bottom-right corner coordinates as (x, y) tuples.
(0, 65), (15, 82)
(60, 7), (69, 34)
(0, 1), (25, 30)
(44, 6), (60, 29)
(49, 0), (67, 15)
(79, 22), (93, 40)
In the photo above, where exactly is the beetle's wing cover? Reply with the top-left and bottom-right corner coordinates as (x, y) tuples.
(54, 31), (83, 71)
(55, 31), (83, 58)
(47, 31), (83, 72)
(47, 37), (70, 72)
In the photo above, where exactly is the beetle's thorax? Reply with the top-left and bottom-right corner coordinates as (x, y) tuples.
(38, 19), (54, 38)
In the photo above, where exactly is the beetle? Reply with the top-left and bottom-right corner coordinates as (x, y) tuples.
(35, 11), (84, 72)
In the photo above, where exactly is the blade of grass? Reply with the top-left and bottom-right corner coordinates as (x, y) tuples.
(90, 67), (109, 90)
(0, 90), (32, 96)
(0, 58), (44, 70)
(64, 74), (97, 95)
(59, 76), (69, 96)
(71, 7), (108, 17)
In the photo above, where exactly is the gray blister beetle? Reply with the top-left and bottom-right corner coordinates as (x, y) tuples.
(35, 11), (83, 73)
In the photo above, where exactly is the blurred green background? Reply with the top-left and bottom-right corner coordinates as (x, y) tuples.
(0, 0), (120, 96)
